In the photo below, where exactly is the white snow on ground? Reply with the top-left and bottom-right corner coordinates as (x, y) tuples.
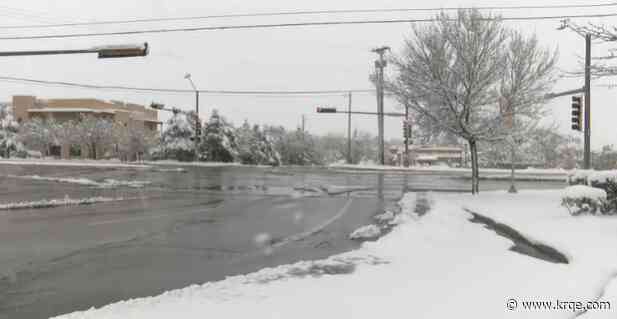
(348, 224), (381, 240)
(329, 163), (568, 180)
(54, 190), (617, 319)
(0, 158), (150, 169)
(373, 210), (394, 222)
(0, 196), (129, 210)
(6, 175), (151, 188)
(562, 185), (607, 200)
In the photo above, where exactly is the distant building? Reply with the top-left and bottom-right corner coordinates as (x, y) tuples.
(12, 95), (161, 159)
(387, 144), (465, 167)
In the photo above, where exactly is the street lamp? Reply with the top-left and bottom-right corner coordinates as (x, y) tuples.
(0, 43), (149, 58)
(184, 73), (201, 161)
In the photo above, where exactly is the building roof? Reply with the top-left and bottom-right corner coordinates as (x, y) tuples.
(28, 108), (116, 114)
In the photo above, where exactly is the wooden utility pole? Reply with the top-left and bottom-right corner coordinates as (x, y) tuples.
(347, 92), (352, 164)
(584, 33), (592, 169)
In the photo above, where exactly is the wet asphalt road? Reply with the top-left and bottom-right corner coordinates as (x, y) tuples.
(0, 163), (566, 319)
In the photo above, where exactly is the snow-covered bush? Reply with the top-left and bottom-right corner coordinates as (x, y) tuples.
(567, 170), (617, 215)
(561, 185), (609, 216)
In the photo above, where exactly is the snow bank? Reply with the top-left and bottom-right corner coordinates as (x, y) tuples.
(349, 224), (381, 240)
(562, 185), (607, 200)
(54, 190), (617, 319)
(7, 175), (151, 188)
(0, 159), (150, 169)
(568, 169), (617, 185)
(146, 160), (242, 167)
(0, 196), (129, 210)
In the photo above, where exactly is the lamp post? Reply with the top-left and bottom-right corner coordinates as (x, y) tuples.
(184, 73), (201, 161)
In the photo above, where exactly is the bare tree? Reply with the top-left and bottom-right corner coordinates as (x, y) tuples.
(112, 122), (157, 162)
(387, 9), (557, 193)
(561, 20), (617, 77)
(73, 115), (114, 159)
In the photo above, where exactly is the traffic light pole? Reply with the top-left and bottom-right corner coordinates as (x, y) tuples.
(347, 92), (352, 164)
(404, 105), (410, 168)
(584, 33), (591, 169)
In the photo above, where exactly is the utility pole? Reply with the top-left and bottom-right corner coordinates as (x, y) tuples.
(584, 33), (592, 169)
(372, 46), (390, 165)
(301, 114), (306, 140)
(347, 92), (352, 164)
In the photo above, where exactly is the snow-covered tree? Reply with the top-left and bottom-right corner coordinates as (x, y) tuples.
(0, 105), (22, 158)
(159, 112), (195, 161)
(72, 115), (114, 159)
(236, 120), (280, 165)
(199, 109), (238, 162)
(387, 9), (557, 193)
(113, 122), (158, 162)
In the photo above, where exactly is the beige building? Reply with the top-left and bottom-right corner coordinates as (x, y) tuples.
(13, 95), (160, 159)
(388, 145), (465, 167)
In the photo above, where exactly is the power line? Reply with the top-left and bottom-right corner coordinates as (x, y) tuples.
(0, 75), (374, 96)
(1, 12), (617, 40)
(0, 2), (615, 30)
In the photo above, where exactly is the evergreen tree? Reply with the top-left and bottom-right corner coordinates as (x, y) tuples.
(159, 112), (195, 161)
(199, 109), (238, 162)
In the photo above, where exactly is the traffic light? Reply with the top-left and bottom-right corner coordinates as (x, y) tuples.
(150, 102), (164, 110)
(316, 107), (337, 113)
(571, 96), (582, 131)
(403, 121), (412, 139)
(97, 42), (149, 59)
(195, 121), (202, 137)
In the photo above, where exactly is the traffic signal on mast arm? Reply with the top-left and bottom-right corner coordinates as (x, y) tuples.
(571, 96), (582, 131)
(316, 107), (337, 113)
(403, 120), (412, 139)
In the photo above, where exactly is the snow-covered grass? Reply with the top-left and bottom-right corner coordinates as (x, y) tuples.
(329, 163), (568, 178)
(7, 175), (151, 188)
(55, 189), (617, 319)
(0, 158), (150, 169)
(0, 196), (130, 210)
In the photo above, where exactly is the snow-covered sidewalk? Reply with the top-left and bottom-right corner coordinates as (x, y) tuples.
(55, 190), (617, 319)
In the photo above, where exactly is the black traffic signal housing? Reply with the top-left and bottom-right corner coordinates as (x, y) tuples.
(316, 107), (337, 113)
(571, 96), (582, 131)
(403, 121), (412, 139)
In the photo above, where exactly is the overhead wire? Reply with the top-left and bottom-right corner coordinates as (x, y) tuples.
(0, 2), (615, 29)
(0, 12), (617, 40)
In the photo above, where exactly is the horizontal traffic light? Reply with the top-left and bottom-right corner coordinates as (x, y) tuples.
(150, 102), (165, 110)
(97, 43), (149, 59)
(316, 107), (337, 113)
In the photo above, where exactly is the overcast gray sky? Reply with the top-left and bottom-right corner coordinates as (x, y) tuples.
(0, 0), (616, 149)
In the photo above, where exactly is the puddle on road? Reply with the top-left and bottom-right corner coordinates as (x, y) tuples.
(465, 209), (569, 264)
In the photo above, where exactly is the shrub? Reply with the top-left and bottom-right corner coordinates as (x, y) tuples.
(566, 170), (617, 215)
(561, 185), (608, 216)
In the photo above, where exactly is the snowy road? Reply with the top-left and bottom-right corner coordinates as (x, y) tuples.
(0, 163), (566, 319)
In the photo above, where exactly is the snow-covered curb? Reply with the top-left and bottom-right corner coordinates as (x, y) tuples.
(0, 159), (150, 169)
(6, 175), (152, 188)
